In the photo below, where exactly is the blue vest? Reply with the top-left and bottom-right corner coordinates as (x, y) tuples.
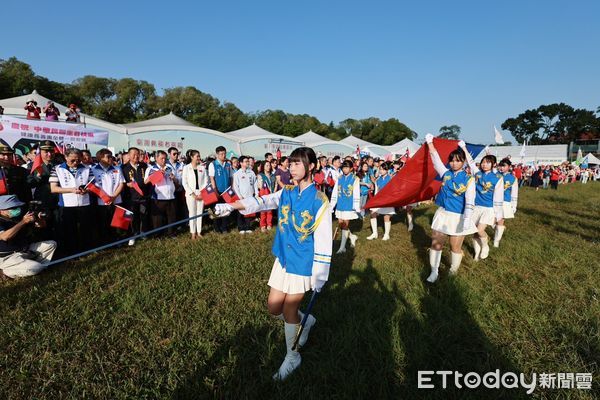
(272, 184), (329, 277)
(435, 170), (473, 214)
(502, 173), (516, 202)
(360, 174), (370, 195)
(212, 160), (232, 192)
(376, 174), (391, 192)
(474, 171), (502, 207)
(336, 173), (357, 211)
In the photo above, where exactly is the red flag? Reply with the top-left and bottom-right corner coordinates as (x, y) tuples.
(314, 171), (324, 185)
(143, 151), (150, 164)
(276, 147), (281, 160)
(400, 148), (410, 163)
(327, 174), (335, 187)
(200, 184), (219, 205)
(30, 149), (43, 175)
(86, 183), (112, 204)
(111, 205), (133, 230)
(221, 186), (239, 203)
(147, 170), (164, 185)
(258, 179), (271, 196)
(0, 173), (7, 195)
(131, 180), (144, 196)
(364, 138), (459, 209)
(54, 142), (64, 155)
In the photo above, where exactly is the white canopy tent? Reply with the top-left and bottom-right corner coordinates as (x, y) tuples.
(583, 153), (600, 165)
(340, 135), (389, 158)
(225, 123), (303, 158)
(474, 144), (568, 165)
(295, 130), (355, 158)
(383, 138), (420, 157)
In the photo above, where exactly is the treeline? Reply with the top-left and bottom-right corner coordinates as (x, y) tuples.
(0, 57), (416, 145)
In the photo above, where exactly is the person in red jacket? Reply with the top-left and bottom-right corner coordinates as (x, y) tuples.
(550, 167), (560, 190)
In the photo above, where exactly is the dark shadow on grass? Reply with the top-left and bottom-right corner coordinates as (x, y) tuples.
(408, 207), (437, 281)
(518, 207), (598, 243)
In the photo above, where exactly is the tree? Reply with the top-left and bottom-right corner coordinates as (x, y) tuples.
(365, 118), (415, 145)
(438, 125), (461, 140)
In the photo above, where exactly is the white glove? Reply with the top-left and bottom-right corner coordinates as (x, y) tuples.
(512, 205), (517, 214)
(458, 140), (466, 149)
(425, 133), (434, 144)
(311, 276), (326, 292)
(214, 203), (234, 217)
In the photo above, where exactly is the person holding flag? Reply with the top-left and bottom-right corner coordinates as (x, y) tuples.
(257, 159), (277, 232)
(366, 162), (395, 241)
(458, 141), (504, 261)
(144, 150), (177, 236)
(121, 147), (151, 246)
(330, 160), (360, 253)
(208, 146), (233, 234)
(425, 134), (477, 283)
(213, 147), (332, 381)
(182, 150), (208, 239)
(232, 156), (258, 234)
(493, 158), (519, 248)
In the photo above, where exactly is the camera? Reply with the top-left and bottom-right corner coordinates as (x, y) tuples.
(28, 201), (48, 227)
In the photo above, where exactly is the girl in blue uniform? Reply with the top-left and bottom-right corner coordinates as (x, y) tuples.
(425, 134), (477, 283)
(366, 163), (395, 241)
(494, 158), (519, 247)
(459, 142), (504, 260)
(215, 147), (332, 381)
(330, 160), (361, 254)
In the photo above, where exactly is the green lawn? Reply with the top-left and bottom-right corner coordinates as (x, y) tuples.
(1, 183), (599, 399)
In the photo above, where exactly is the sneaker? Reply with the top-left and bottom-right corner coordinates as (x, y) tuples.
(239, 231), (246, 235)
(244, 230), (253, 234)
(128, 239), (136, 246)
(267, 226), (272, 230)
(261, 227), (267, 232)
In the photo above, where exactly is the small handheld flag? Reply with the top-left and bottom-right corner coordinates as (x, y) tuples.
(221, 187), (239, 203)
(30, 148), (43, 175)
(86, 183), (112, 204)
(111, 205), (133, 230)
(259, 179), (271, 196)
(276, 147), (281, 160)
(131, 180), (144, 196)
(148, 170), (165, 185)
(201, 184), (219, 205)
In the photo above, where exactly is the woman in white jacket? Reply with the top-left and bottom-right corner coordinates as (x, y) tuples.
(182, 150), (208, 239)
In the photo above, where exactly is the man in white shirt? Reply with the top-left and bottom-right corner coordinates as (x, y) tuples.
(90, 148), (125, 245)
(167, 146), (186, 223)
(144, 150), (177, 236)
(233, 156), (258, 234)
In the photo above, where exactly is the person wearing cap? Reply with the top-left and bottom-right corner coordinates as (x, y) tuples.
(0, 144), (32, 203)
(65, 104), (81, 123)
(24, 99), (41, 120)
(27, 141), (59, 239)
(0, 195), (57, 279)
(50, 148), (94, 255)
(90, 148), (125, 245)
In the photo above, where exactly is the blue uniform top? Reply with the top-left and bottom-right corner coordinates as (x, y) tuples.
(375, 174), (392, 192)
(212, 160), (232, 193)
(502, 173), (516, 202)
(272, 184), (330, 276)
(474, 171), (502, 207)
(336, 173), (358, 211)
(435, 170), (473, 214)
(360, 174), (371, 195)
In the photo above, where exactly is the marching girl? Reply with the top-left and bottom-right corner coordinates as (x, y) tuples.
(494, 158), (518, 247)
(425, 134), (477, 283)
(459, 142), (504, 260)
(357, 161), (373, 218)
(366, 163), (395, 241)
(330, 160), (361, 254)
(214, 147), (332, 381)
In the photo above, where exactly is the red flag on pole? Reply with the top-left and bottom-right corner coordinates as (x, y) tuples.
(0, 171), (7, 195)
(86, 183), (112, 204)
(111, 205), (133, 230)
(221, 186), (239, 203)
(131, 180), (144, 196)
(147, 170), (164, 185)
(364, 138), (459, 209)
(400, 148), (410, 163)
(30, 149), (43, 175)
(276, 147), (281, 160)
(200, 184), (219, 205)
(143, 151), (150, 164)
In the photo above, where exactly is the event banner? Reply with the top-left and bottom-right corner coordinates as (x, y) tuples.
(0, 115), (109, 150)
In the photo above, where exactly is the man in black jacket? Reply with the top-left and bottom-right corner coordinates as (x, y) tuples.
(121, 147), (151, 246)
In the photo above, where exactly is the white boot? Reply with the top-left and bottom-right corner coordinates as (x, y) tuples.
(479, 236), (490, 259)
(472, 237), (482, 261)
(367, 218), (378, 240)
(449, 252), (463, 275)
(426, 249), (442, 283)
(382, 221), (391, 240)
(297, 310), (316, 348)
(349, 231), (358, 247)
(407, 213), (414, 231)
(336, 229), (349, 254)
(493, 226), (505, 247)
(273, 322), (302, 380)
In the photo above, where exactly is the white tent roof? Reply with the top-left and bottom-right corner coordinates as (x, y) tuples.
(0, 90), (126, 134)
(225, 123), (302, 144)
(123, 112), (196, 128)
(295, 130), (329, 144)
(384, 138), (420, 156)
(583, 153), (600, 165)
(340, 135), (390, 157)
(475, 144), (568, 165)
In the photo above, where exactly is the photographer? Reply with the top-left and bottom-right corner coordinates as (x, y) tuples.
(65, 104), (81, 123)
(0, 195), (57, 279)
(42, 101), (60, 121)
(24, 99), (41, 120)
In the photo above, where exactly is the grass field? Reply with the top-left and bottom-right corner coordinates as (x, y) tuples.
(1, 182), (599, 399)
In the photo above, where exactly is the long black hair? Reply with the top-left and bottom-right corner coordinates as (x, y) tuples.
(289, 147), (317, 181)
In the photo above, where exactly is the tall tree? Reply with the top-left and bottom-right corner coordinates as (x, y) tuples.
(438, 125), (461, 140)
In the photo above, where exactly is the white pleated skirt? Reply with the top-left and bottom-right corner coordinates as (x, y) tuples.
(370, 207), (396, 215)
(268, 258), (312, 295)
(472, 205), (496, 226)
(431, 207), (478, 236)
(335, 210), (359, 220)
(502, 202), (515, 219)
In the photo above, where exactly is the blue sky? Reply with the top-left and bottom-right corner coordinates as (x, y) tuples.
(1, 0), (598, 143)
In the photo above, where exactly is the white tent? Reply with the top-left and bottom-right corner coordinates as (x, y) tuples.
(295, 130), (355, 158)
(583, 153), (600, 165)
(123, 112), (239, 156)
(225, 123), (303, 158)
(475, 144), (568, 165)
(339, 135), (389, 158)
(383, 138), (420, 157)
